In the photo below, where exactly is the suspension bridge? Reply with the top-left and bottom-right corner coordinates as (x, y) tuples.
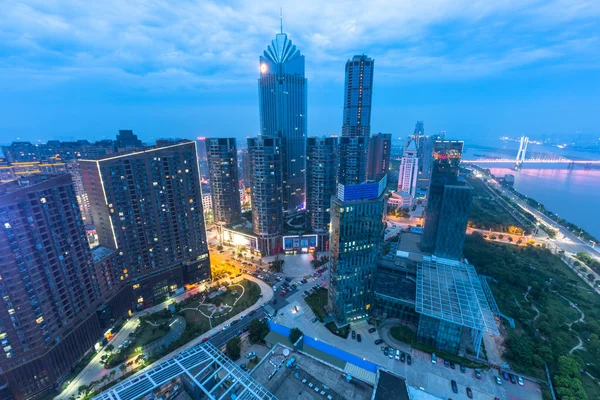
(462, 136), (600, 169)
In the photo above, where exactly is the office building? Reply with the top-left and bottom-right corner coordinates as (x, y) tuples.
(421, 140), (472, 260)
(80, 141), (210, 306)
(248, 137), (283, 255)
(306, 137), (338, 233)
(337, 136), (369, 185)
(367, 133), (391, 181)
(342, 55), (374, 138)
(205, 138), (241, 225)
(328, 176), (387, 326)
(195, 137), (209, 180)
(259, 28), (307, 212)
(114, 130), (143, 150)
(398, 140), (419, 198)
(0, 175), (103, 400)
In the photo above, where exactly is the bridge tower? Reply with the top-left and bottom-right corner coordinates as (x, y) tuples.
(515, 136), (529, 169)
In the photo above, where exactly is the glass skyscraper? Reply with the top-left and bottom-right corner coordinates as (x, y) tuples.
(306, 136), (338, 233)
(205, 138), (241, 225)
(259, 30), (307, 212)
(421, 140), (473, 260)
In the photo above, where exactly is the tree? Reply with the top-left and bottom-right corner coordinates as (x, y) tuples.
(248, 318), (270, 344)
(587, 273), (595, 282)
(105, 344), (114, 352)
(226, 337), (241, 360)
(119, 364), (127, 376)
(271, 255), (284, 273)
(289, 328), (303, 344)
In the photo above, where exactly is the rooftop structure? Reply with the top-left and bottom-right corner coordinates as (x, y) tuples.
(371, 369), (410, 400)
(93, 342), (276, 400)
(251, 343), (374, 400)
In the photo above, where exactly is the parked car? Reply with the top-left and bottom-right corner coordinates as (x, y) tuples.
(444, 360), (450, 368)
(246, 352), (257, 359)
(389, 348), (394, 359)
(400, 353), (406, 363)
(460, 364), (466, 373)
(383, 347), (389, 356)
(466, 387), (473, 399)
(356, 334), (362, 342)
(395, 350), (400, 360)
(368, 327), (376, 333)
(496, 376), (503, 385)
(451, 380), (458, 394)
(311, 317), (319, 323)
(352, 331), (356, 340)
(407, 354), (412, 365)
(475, 369), (482, 379)
(374, 339), (383, 345)
(509, 374), (517, 384)
(502, 371), (510, 381)
(450, 361), (455, 369)
(431, 353), (437, 364)
(518, 376), (524, 386)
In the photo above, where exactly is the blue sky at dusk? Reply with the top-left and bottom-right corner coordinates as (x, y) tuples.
(1, 0), (599, 145)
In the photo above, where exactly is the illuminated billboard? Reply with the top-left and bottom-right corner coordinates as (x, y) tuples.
(282, 235), (318, 252)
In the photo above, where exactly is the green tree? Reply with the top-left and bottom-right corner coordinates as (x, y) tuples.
(226, 337), (241, 360)
(289, 328), (303, 344)
(105, 344), (114, 352)
(271, 255), (285, 273)
(119, 364), (127, 376)
(248, 318), (270, 344)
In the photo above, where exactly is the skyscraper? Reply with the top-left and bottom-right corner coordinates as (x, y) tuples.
(367, 133), (392, 181)
(248, 137), (283, 255)
(259, 28), (307, 212)
(80, 141), (210, 306)
(306, 136), (338, 233)
(342, 55), (374, 138)
(328, 177), (387, 326)
(398, 140), (419, 198)
(195, 137), (209, 180)
(0, 174), (102, 399)
(205, 138), (241, 225)
(421, 140), (473, 260)
(115, 129), (143, 150)
(338, 55), (374, 185)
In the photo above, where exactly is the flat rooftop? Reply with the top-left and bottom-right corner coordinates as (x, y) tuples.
(251, 344), (373, 400)
(91, 246), (116, 263)
(396, 231), (427, 262)
(372, 369), (409, 400)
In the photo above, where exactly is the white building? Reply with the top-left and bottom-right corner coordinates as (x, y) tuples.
(398, 140), (419, 198)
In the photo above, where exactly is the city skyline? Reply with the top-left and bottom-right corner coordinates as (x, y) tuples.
(1, 1), (599, 144)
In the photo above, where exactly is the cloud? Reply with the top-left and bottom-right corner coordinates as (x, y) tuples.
(0, 0), (598, 92)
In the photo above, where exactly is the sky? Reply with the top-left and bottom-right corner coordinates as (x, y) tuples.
(1, 0), (599, 146)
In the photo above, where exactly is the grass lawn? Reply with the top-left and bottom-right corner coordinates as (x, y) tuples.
(304, 288), (329, 321)
(324, 322), (350, 339)
(390, 325), (416, 343)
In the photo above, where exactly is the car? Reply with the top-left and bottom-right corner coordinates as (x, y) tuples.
(395, 350), (400, 360)
(495, 376), (503, 385)
(407, 355), (412, 365)
(475, 369), (482, 379)
(356, 334), (362, 342)
(311, 317), (319, 323)
(431, 353), (437, 364)
(240, 363), (248, 371)
(450, 361), (455, 369)
(444, 360), (450, 368)
(368, 327), (376, 334)
(451, 380), (458, 394)
(466, 387), (473, 399)
(388, 348), (394, 359)
(246, 352), (257, 359)
(502, 371), (510, 381)
(201, 337), (210, 343)
(352, 331), (356, 340)
(383, 347), (389, 356)
(374, 339), (383, 345)
(509, 374), (517, 384)
(279, 292), (285, 297)
(400, 353), (406, 363)
(518, 376), (524, 386)
(460, 364), (466, 373)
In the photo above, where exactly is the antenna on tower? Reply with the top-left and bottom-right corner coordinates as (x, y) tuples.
(280, 7), (283, 34)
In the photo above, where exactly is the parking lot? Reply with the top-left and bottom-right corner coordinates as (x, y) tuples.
(274, 296), (542, 400)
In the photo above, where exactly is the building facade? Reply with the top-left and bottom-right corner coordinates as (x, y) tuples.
(248, 137), (283, 255)
(80, 141), (211, 306)
(0, 175), (103, 399)
(366, 133), (391, 181)
(205, 138), (241, 225)
(397, 140), (419, 199)
(337, 136), (369, 185)
(328, 177), (386, 326)
(341, 55), (374, 138)
(306, 137), (338, 233)
(421, 140), (472, 260)
(259, 30), (307, 212)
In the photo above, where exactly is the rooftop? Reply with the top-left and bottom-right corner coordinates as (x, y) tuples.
(396, 231), (426, 261)
(91, 246), (117, 263)
(251, 343), (373, 400)
(372, 369), (409, 400)
(416, 256), (499, 336)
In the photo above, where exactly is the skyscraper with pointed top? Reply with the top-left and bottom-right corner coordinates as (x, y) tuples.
(258, 20), (307, 212)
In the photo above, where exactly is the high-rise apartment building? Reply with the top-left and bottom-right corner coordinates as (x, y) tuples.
(248, 137), (283, 255)
(259, 29), (306, 212)
(367, 133), (392, 181)
(338, 55), (374, 185)
(80, 141), (210, 305)
(205, 138), (241, 225)
(342, 55), (374, 138)
(195, 137), (209, 180)
(306, 137), (338, 233)
(398, 140), (419, 198)
(0, 174), (102, 399)
(421, 140), (472, 260)
(328, 177), (387, 326)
